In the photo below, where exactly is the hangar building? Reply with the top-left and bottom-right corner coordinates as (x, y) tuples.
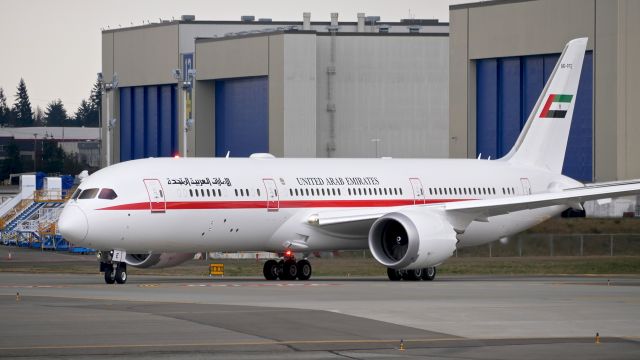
(101, 13), (449, 164)
(449, 0), (640, 182)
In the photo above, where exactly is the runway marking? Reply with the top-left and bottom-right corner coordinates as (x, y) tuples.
(0, 336), (626, 352)
(179, 283), (342, 288)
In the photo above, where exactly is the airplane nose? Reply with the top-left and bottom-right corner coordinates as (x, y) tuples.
(58, 205), (88, 243)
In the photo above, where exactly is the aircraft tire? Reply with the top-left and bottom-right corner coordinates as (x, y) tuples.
(104, 267), (115, 284)
(387, 268), (402, 281)
(280, 259), (298, 280)
(421, 267), (436, 281)
(296, 259), (312, 280)
(263, 260), (279, 280)
(402, 269), (422, 281)
(115, 264), (127, 284)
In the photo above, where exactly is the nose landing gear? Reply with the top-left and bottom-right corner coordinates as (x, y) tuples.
(262, 252), (312, 281)
(99, 251), (128, 284)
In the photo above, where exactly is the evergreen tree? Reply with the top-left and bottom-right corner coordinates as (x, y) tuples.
(34, 106), (45, 126)
(44, 99), (68, 127)
(13, 78), (33, 127)
(87, 76), (103, 127)
(90, 76), (103, 112)
(0, 87), (8, 126)
(1, 140), (23, 181)
(40, 140), (65, 173)
(74, 99), (92, 127)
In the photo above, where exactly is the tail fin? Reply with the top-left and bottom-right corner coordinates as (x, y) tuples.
(504, 37), (587, 173)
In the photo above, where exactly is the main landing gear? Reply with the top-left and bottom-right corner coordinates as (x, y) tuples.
(387, 266), (436, 281)
(99, 251), (128, 284)
(263, 252), (312, 281)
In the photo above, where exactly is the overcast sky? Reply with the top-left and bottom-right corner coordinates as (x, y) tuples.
(0, 0), (467, 114)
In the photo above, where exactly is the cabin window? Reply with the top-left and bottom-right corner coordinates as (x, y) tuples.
(78, 188), (99, 199)
(218, 189), (222, 197)
(234, 189), (238, 197)
(98, 188), (118, 200)
(257, 189), (261, 196)
(337, 188), (341, 196)
(358, 188), (362, 196)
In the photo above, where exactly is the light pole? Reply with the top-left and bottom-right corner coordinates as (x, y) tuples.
(173, 68), (195, 157)
(102, 73), (118, 167)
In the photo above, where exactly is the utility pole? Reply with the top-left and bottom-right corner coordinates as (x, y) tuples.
(33, 133), (37, 172)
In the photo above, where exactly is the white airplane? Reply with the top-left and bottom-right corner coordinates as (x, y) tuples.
(59, 38), (640, 284)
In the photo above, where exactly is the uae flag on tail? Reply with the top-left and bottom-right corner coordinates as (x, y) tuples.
(540, 94), (573, 118)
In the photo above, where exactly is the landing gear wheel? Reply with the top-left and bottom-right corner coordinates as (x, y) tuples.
(115, 263), (127, 284)
(387, 268), (402, 281)
(104, 267), (115, 284)
(403, 269), (423, 281)
(280, 259), (298, 280)
(263, 259), (279, 280)
(296, 259), (312, 280)
(421, 267), (436, 281)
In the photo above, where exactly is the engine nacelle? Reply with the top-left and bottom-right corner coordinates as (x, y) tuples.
(368, 209), (457, 270)
(124, 252), (195, 269)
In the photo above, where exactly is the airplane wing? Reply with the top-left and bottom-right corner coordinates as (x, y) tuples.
(309, 180), (640, 230)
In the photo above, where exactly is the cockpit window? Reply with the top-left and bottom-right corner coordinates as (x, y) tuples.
(98, 188), (118, 200)
(78, 188), (99, 199)
(71, 189), (81, 200)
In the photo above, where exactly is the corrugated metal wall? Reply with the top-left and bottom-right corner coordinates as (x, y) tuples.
(119, 85), (178, 161)
(214, 76), (269, 157)
(476, 51), (593, 181)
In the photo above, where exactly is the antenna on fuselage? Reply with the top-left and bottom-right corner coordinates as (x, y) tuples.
(225, 151), (230, 158)
(477, 153), (482, 160)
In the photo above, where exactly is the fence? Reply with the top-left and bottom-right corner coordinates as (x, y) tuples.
(456, 233), (640, 257)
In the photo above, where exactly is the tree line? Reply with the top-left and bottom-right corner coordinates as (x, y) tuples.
(0, 76), (102, 128)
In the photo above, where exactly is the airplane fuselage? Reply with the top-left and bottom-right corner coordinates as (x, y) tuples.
(64, 156), (578, 253)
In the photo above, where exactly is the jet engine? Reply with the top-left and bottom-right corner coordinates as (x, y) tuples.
(124, 252), (195, 268)
(368, 209), (458, 270)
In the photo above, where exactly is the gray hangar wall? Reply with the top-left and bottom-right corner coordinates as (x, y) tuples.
(193, 32), (449, 159)
(449, 0), (640, 182)
(102, 20), (450, 165)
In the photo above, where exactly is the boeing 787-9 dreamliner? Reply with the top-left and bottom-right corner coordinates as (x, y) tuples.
(58, 38), (640, 284)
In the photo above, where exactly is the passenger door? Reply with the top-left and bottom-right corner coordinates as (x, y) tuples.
(409, 178), (425, 204)
(143, 179), (166, 213)
(263, 178), (279, 212)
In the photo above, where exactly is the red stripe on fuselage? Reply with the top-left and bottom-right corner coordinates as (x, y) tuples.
(96, 198), (472, 211)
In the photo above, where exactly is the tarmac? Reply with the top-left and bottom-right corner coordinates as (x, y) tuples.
(1, 252), (640, 359)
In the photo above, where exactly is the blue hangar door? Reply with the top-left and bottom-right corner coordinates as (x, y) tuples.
(476, 51), (593, 181)
(119, 85), (179, 161)
(215, 76), (269, 157)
